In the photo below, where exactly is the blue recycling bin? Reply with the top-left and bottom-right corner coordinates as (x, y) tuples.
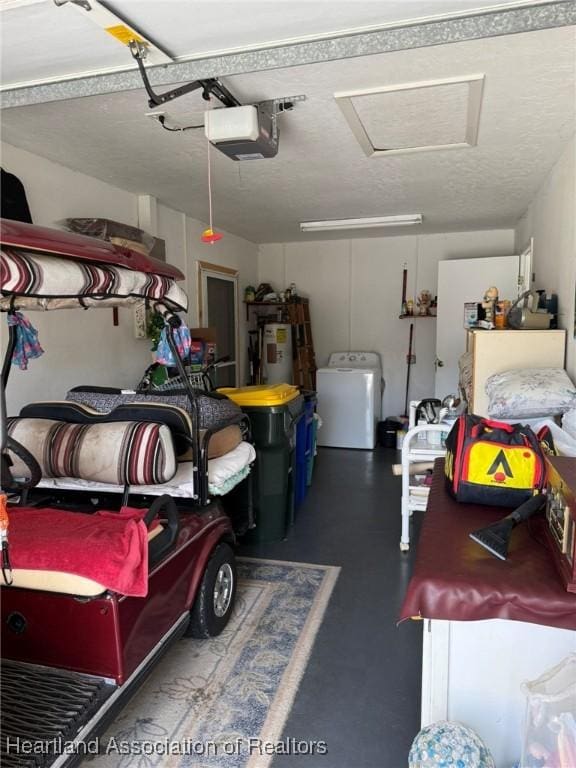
(306, 415), (319, 486)
(295, 391), (317, 506)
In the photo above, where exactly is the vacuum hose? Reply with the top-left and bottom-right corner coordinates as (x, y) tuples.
(469, 493), (546, 561)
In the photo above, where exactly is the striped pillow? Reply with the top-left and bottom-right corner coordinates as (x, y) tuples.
(7, 418), (176, 486)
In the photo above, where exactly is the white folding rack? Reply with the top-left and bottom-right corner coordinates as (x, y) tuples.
(400, 423), (450, 552)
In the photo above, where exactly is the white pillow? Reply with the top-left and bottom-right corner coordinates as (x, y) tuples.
(562, 408), (576, 440)
(486, 368), (576, 419)
(208, 441), (256, 488)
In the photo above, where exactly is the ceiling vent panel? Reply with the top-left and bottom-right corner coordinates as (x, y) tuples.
(335, 75), (484, 158)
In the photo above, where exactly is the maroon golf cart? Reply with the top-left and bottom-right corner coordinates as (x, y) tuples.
(0, 219), (254, 768)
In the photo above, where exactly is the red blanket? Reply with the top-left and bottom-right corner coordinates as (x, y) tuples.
(7, 506), (150, 597)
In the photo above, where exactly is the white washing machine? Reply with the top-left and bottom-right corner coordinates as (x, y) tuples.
(316, 352), (383, 449)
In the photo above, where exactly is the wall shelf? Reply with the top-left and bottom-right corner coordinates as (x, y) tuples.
(244, 300), (306, 320)
(399, 314), (437, 319)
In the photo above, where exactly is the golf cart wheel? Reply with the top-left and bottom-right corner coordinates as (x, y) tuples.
(186, 543), (236, 638)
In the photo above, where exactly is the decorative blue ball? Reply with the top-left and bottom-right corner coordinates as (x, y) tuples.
(409, 721), (496, 768)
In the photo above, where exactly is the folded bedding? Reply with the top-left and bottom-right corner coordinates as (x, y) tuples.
(208, 442), (255, 494)
(209, 465), (252, 496)
(208, 441), (256, 487)
(7, 506), (150, 597)
(37, 441), (257, 498)
(458, 351), (473, 406)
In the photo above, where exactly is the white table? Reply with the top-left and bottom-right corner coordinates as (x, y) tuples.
(402, 462), (576, 766)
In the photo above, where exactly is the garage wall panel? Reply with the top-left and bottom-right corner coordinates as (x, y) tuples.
(350, 236), (417, 416)
(284, 240), (352, 369)
(515, 135), (575, 381)
(157, 203), (188, 317)
(256, 243), (285, 291)
(258, 228), (515, 416)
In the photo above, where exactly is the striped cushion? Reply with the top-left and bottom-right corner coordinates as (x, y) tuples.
(1, 247), (188, 313)
(7, 418), (176, 486)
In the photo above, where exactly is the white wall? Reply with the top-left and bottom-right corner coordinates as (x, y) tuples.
(1, 142), (150, 416)
(1, 142), (258, 415)
(155, 203), (259, 384)
(259, 229), (515, 416)
(515, 134), (576, 379)
(184, 217), (258, 386)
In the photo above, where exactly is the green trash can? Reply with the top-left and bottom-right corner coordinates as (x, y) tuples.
(218, 384), (304, 542)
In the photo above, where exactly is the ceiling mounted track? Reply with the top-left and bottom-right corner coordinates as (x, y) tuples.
(52, 0), (174, 65)
(2, 1), (575, 108)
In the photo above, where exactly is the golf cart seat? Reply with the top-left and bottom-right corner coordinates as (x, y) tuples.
(6, 522), (165, 598)
(9, 399), (255, 499)
(5, 404), (185, 597)
(4, 399), (253, 597)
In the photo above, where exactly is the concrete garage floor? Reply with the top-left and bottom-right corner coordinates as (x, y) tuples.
(239, 447), (423, 767)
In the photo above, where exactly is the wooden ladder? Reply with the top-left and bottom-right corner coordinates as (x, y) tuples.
(287, 299), (317, 390)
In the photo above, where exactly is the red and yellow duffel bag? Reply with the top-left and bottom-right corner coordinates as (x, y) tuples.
(444, 415), (548, 507)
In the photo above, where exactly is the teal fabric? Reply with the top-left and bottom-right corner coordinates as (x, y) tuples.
(209, 464), (251, 496)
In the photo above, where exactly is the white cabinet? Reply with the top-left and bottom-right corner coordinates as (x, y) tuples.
(421, 618), (576, 767)
(465, 329), (566, 416)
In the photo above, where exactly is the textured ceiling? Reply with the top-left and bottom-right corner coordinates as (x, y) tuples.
(0, 0), (555, 87)
(350, 81), (471, 149)
(1, 26), (575, 243)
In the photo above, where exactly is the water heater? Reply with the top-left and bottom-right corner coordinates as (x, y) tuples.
(262, 323), (293, 384)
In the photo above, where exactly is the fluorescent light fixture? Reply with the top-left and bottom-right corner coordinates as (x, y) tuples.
(300, 214), (422, 232)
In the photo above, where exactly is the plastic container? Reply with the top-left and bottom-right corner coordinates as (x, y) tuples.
(521, 653), (576, 768)
(295, 391), (317, 503)
(222, 386), (304, 543)
(294, 414), (308, 508)
(218, 383), (299, 407)
(378, 419), (402, 448)
(307, 414), (320, 486)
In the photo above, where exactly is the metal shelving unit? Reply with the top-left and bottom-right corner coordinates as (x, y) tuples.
(244, 298), (317, 389)
(400, 424), (450, 552)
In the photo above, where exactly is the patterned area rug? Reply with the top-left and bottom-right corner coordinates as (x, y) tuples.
(93, 558), (340, 768)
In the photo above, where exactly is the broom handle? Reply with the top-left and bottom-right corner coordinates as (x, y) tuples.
(403, 322), (414, 417)
(401, 267), (407, 308)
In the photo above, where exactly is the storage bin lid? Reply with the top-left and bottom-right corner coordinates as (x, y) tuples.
(218, 383), (300, 406)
